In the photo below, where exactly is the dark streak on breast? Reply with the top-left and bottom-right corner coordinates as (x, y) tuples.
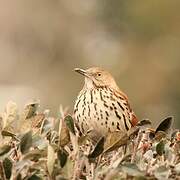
(117, 122), (121, 130)
(82, 108), (85, 116)
(100, 113), (103, 119)
(83, 91), (86, 106)
(104, 103), (109, 108)
(115, 110), (121, 120)
(94, 103), (97, 111)
(123, 114), (129, 131)
(105, 111), (109, 117)
(117, 101), (125, 111)
(100, 90), (107, 104)
(75, 99), (81, 109)
(90, 90), (93, 103)
(88, 105), (90, 117)
(81, 122), (85, 134)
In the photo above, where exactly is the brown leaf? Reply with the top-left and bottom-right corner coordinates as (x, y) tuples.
(31, 113), (45, 128)
(23, 101), (40, 119)
(59, 118), (70, 147)
(103, 132), (129, 153)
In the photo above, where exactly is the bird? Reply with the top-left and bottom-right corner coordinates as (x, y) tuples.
(74, 67), (138, 140)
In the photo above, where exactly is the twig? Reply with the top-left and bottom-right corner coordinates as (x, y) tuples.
(58, 105), (64, 147)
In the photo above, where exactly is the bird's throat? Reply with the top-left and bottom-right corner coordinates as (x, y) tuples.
(84, 77), (95, 90)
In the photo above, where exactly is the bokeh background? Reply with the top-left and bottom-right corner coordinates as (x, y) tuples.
(0, 0), (180, 127)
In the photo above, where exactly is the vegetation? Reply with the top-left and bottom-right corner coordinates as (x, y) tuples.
(0, 101), (179, 179)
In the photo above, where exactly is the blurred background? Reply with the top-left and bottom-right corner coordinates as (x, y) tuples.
(0, 0), (180, 127)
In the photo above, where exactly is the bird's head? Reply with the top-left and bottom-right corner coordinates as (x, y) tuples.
(74, 67), (119, 90)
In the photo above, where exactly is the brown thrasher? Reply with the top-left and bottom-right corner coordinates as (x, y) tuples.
(74, 67), (138, 139)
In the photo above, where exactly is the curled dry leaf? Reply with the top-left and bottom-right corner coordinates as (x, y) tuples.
(23, 100), (40, 120)
(2, 101), (18, 129)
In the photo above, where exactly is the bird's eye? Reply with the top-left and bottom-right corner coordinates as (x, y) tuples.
(97, 73), (101, 77)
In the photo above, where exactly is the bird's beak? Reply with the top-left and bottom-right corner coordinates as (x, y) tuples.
(74, 68), (90, 78)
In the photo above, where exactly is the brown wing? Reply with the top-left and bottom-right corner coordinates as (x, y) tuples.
(115, 89), (138, 127)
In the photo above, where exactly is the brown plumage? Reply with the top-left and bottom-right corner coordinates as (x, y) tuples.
(74, 67), (138, 138)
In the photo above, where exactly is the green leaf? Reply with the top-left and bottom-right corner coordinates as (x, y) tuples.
(88, 137), (105, 159)
(156, 140), (165, 156)
(0, 145), (11, 156)
(154, 166), (171, 180)
(20, 131), (32, 154)
(64, 115), (75, 135)
(3, 158), (12, 179)
(27, 174), (42, 180)
(57, 149), (68, 168)
(120, 163), (145, 177)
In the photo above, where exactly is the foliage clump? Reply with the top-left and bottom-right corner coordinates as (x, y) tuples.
(0, 101), (179, 180)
